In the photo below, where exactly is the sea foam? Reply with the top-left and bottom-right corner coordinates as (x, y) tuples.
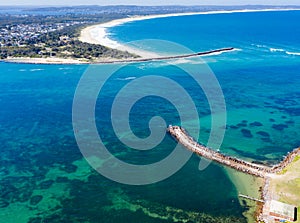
(286, 51), (300, 56)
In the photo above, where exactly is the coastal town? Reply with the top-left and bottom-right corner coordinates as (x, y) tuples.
(0, 4), (299, 223)
(1, 5), (299, 63)
(0, 21), (84, 47)
(0, 11), (137, 61)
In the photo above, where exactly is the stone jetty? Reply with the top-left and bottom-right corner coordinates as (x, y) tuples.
(97, 47), (235, 64)
(167, 125), (270, 177)
(269, 147), (300, 173)
(167, 125), (300, 178)
(167, 125), (300, 223)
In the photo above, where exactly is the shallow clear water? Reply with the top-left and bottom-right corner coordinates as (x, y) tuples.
(0, 63), (245, 222)
(1, 10), (300, 223)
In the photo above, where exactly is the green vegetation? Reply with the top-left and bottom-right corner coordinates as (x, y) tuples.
(0, 14), (138, 61)
(267, 153), (300, 222)
(0, 39), (138, 61)
(293, 155), (300, 162)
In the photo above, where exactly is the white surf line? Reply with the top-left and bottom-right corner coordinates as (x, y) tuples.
(79, 8), (300, 58)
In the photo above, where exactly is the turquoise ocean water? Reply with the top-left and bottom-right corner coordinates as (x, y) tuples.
(0, 10), (300, 222)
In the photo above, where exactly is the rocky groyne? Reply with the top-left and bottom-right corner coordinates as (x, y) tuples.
(98, 47), (235, 64)
(167, 125), (300, 178)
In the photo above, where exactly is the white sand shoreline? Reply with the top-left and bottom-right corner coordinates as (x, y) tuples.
(1, 56), (140, 65)
(3, 8), (300, 65)
(79, 8), (300, 58)
(2, 57), (90, 64)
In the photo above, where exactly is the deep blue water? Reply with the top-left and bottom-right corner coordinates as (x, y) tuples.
(110, 10), (300, 52)
(109, 10), (300, 160)
(0, 10), (300, 223)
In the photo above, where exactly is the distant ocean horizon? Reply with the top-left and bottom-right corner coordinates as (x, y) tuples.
(0, 10), (300, 222)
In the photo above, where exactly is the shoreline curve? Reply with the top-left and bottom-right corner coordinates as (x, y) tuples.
(79, 8), (300, 58)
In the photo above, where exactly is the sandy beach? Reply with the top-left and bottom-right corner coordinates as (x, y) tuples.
(2, 56), (139, 65)
(2, 57), (90, 65)
(168, 125), (300, 222)
(225, 168), (264, 223)
(3, 8), (300, 65)
(79, 8), (300, 58)
(2, 48), (237, 65)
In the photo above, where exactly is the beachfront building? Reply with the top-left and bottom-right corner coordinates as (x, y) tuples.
(268, 200), (297, 222)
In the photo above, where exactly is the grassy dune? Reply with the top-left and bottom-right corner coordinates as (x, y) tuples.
(269, 155), (300, 222)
